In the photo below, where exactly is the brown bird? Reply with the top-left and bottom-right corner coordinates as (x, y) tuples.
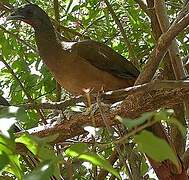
(7, 4), (139, 96)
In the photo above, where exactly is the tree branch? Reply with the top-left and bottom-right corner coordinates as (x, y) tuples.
(135, 9), (189, 85)
(154, 0), (186, 80)
(133, 0), (151, 17)
(15, 82), (189, 143)
(19, 80), (189, 111)
(154, 0), (187, 158)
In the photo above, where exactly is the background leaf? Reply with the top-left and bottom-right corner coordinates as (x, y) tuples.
(134, 130), (179, 168)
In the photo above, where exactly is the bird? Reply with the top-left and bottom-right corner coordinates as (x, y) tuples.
(7, 4), (140, 96)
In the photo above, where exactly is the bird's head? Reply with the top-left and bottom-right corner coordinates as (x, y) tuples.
(7, 4), (52, 29)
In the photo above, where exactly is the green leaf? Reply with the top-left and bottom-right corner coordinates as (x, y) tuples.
(140, 156), (149, 176)
(116, 109), (186, 138)
(65, 143), (88, 158)
(37, 145), (57, 161)
(34, 133), (59, 145)
(168, 117), (186, 137)
(134, 130), (179, 168)
(116, 112), (154, 130)
(0, 152), (9, 170)
(66, 143), (121, 179)
(79, 152), (121, 179)
(71, 5), (80, 12)
(15, 134), (38, 155)
(16, 108), (30, 126)
(24, 160), (54, 180)
(5, 155), (23, 180)
(0, 134), (15, 154)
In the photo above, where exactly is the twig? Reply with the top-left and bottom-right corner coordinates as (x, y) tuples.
(53, 0), (60, 25)
(65, 0), (73, 14)
(82, 15), (105, 35)
(0, 2), (14, 11)
(53, 0), (62, 101)
(103, 0), (138, 64)
(59, 24), (89, 39)
(133, 0), (151, 17)
(183, 53), (189, 64)
(170, 1), (189, 27)
(114, 118), (158, 144)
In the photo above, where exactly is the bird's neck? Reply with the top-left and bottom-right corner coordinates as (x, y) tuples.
(35, 26), (62, 57)
(34, 25), (70, 74)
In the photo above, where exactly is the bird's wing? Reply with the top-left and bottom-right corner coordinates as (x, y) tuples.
(62, 40), (140, 79)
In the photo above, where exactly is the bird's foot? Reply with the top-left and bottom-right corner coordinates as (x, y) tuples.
(82, 102), (111, 116)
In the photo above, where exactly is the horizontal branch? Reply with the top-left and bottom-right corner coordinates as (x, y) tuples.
(16, 82), (189, 144)
(22, 80), (189, 110)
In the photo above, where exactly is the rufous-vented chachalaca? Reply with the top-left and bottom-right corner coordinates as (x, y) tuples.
(7, 4), (139, 96)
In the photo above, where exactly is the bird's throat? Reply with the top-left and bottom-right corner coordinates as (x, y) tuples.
(35, 28), (59, 56)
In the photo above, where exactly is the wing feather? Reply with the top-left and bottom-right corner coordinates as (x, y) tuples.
(62, 40), (140, 79)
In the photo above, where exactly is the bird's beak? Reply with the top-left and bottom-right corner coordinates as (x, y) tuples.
(6, 10), (25, 21)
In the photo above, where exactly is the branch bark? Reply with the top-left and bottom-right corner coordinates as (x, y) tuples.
(17, 84), (189, 143)
(154, 0), (187, 157)
(154, 0), (186, 80)
(18, 80), (189, 110)
(135, 11), (189, 85)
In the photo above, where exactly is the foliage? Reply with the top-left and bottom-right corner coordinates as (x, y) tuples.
(0, 0), (188, 179)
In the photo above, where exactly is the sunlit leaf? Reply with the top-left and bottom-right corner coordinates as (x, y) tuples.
(66, 143), (121, 179)
(65, 143), (88, 158)
(0, 134), (15, 153)
(15, 134), (38, 155)
(4, 155), (22, 180)
(79, 152), (121, 179)
(116, 112), (154, 130)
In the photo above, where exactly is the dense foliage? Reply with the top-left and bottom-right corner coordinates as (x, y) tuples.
(0, 0), (189, 179)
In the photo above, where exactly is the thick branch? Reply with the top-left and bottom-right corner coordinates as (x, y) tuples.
(21, 80), (189, 110)
(154, 0), (187, 158)
(154, 0), (186, 80)
(18, 87), (189, 143)
(182, 148), (189, 169)
(135, 11), (189, 85)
